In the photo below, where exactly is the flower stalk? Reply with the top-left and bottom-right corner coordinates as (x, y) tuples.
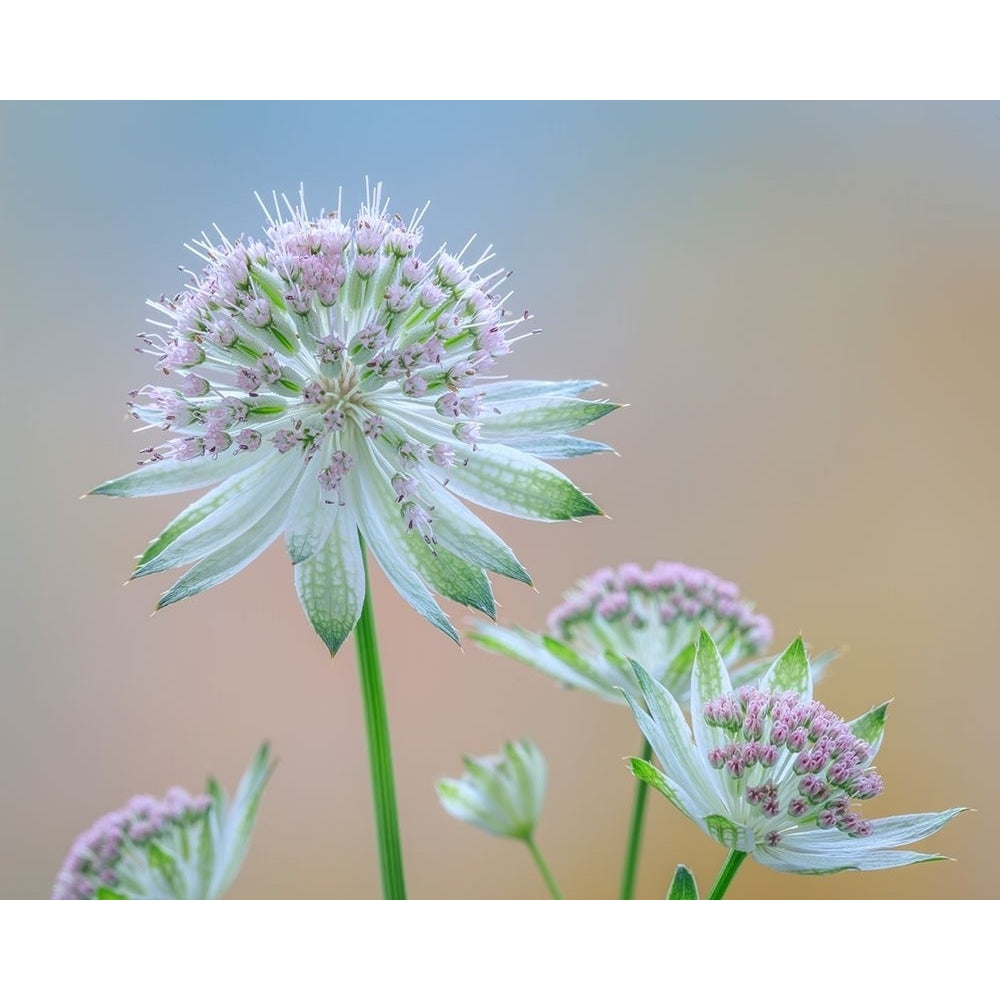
(619, 737), (652, 899)
(707, 850), (747, 900)
(354, 536), (406, 900)
(526, 837), (563, 900)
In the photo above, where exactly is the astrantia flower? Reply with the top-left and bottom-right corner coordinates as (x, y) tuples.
(93, 184), (616, 652)
(52, 744), (273, 899)
(625, 631), (965, 874)
(437, 739), (546, 841)
(472, 561), (798, 705)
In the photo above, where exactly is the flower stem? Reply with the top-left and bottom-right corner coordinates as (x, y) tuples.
(707, 849), (747, 900)
(525, 837), (563, 899)
(354, 536), (406, 900)
(619, 737), (652, 899)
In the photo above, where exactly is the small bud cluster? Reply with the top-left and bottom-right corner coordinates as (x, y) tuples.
(52, 787), (211, 900)
(703, 687), (883, 844)
(128, 184), (524, 541)
(547, 562), (773, 662)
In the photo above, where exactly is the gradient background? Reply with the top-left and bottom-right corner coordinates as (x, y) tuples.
(1, 102), (996, 899)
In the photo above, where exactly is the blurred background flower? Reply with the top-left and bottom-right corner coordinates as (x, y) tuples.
(52, 743), (273, 899)
(472, 560), (782, 704)
(1, 101), (993, 898)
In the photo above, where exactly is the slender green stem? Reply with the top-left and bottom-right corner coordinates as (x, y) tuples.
(354, 536), (406, 900)
(525, 837), (563, 899)
(619, 737), (652, 899)
(707, 849), (747, 900)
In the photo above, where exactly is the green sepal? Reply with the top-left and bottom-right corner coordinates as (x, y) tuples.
(705, 814), (744, 850)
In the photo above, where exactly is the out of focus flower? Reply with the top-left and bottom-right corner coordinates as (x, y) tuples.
(473, 561), (797, 705)
(93, 184), (616, 652)
(437, 740), (546, 841)
(625, 632), (964, 874)
(52, 744), (273, 900)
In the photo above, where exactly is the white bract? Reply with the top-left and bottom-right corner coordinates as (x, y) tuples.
(437, 740), (546, 841)
(53, 744), (273, 900)
(625, 631), (964, 874)
(93, 184), (615, 652)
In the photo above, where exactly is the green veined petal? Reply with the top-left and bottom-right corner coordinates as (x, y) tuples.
(207, 743), (275, 899)
(848, 701), (891, 760)
(625, 662), (726, 816)
(760, 637), (812, 698)
(628, 757), (701, 822)
(294, 510), (365, 655)
(477, 395), (619, 438)
(355, 445), (495, 617)
(343, 438), (458, 643)
(284, 437), (338, 564)
(479, 379), (607, 403)
(507, 435), (615, 459)
(690, 629), (733, 755)
(416, 473), (531, 584)
(469, 624), (614, 700)
(91, 449), (256, 498)
(440, 442), (601, 521)
(156, 468), (299, 608)
(135, 451), (297, 577)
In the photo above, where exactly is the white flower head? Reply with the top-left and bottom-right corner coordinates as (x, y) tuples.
(52, 744), (274, 899)
(437, 739), (546, 841)
(471, 561), (820, 705)
(625, 631), (965, 874)
(93, 183), (617, 652)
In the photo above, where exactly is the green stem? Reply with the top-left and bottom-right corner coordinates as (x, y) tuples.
(619, 737), (652, 899)
(354, 536), (406, 900)
(707, 849), (747, 900)
(525, 837), (563, 899)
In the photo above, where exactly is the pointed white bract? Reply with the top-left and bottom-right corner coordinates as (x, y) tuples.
(472, 561), (796, 705)
(625, 631), (965, 874)
(437, 740), (547, 841)
(93, 185), (616, 652)
(52, 744), (274, 900)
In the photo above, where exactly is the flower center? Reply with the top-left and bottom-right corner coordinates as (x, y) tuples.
(322, 359), (364, 410)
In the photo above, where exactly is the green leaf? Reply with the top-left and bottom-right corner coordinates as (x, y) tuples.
(666, 865), (699, 900)
(760, 636), (811, 697)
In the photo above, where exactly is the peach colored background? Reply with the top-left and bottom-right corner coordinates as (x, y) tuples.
(1, 102), (995, 898)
